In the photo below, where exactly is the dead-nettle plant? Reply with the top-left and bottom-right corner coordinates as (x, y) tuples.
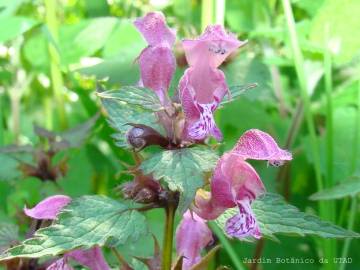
(0, 11), (359, 270)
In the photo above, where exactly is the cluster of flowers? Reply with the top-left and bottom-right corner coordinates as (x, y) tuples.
(24, 12), (291, 270)
(134, 12), (291, 268)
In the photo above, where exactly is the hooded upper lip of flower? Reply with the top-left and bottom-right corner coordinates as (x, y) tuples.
(134, 11), (176, 106)
(175, 210), (213, 270)
(179, 25), (247, 142)
(24, 195), (110, 270)
(192, 129), (292, 239)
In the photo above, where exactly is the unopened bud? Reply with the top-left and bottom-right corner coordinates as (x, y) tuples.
(119, 175), (162, 204)
(126, 124), (169, 150)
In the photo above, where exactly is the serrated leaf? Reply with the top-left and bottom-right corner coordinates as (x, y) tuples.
(0, 223), (19, 253)
(309, 177), (360, 200)
(0, 196), (148, 260)
(33, 115), (98, 151)
(215, 193), (359, 239)
(98, 86), (163, 112)
(98, 86), (162, 148)
(220, 83), (258, 106)
(140, 146), (219, 213)
(59, 114), (99, 148)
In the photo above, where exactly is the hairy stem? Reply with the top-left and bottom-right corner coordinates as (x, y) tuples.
(162, 198), (177, 270)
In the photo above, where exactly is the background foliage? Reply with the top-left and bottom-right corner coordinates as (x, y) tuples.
(0, 0), (359, 269)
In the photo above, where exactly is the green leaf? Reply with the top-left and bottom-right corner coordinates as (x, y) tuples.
(222, 55), (274, 103)
(98, 86), (162, 148)
(78, 20), (144, 85)
(215, 193), (360, 239)
(309, 177), (360, 200)
(59, 114), (99, 148)
(310, 0), (360, 64)
(0, 16), (37, 43)
(0, 153), (21, 181)
(0, 195), (148, 260)
(220, 83), (258, 106)
(98, 86), (163, 112)
(140, 146), (219, 213)
(0, 222), (19, 253)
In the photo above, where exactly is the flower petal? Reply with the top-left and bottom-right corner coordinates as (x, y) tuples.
(176, 210), (213, 270)
(193, 189), (227, 220)
(225, 199), (261, 239)
(211, 153), (265, 207)
(179, 68), (226, 141)
(182, 25), (246, 68)
(66, 246), (110, 270)
(24, 195), (71, 220)
(134, 11), (175, 46)
(232, 129), (292, 165)
(46, 258), (73, 270)
(138, 46), (175, 104)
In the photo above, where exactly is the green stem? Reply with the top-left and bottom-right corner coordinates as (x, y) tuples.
(324, 26), (337, 261)
(0, 94), (3, 145)
(339, 80), (360, 270)
(44, 0), (67, 129)
(201, 0), (214, 31)
(324, 26), (334, 190)
(351, 80), (360, 173)
(208, 222), (246, 270)
(215, 0), (225, 25)
(281, 1), (334, 269)
(339, 197), (357, 270)
(162, 200), (177, 270)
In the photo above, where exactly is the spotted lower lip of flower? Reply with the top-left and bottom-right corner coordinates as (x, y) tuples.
(134, 12), (176, 105)
(176, 210), (213, 270)
(232, 129), (292, 166)
(179, 68), (226, 141)
(225, 199), (261, 239)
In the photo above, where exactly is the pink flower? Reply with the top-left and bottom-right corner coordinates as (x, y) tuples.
(179, 25), (246, 141)
(232, 129), (292, 166)
(193, 129), (291, 239)
(175, 210), (213, 270)
(24, 196), (110, 270)
(24, 195), (71, 220)
(134, 12), (176, 105)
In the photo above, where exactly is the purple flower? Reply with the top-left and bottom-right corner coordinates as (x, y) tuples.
(24, 196), (110, 270)
(232, 129), (292, 166)
(24, 195), (71, 220)
(134, 12), (176, 105)
(193, 129), (291, 239)
(179, 25), (246, 141)
(175, 210), (213, 270)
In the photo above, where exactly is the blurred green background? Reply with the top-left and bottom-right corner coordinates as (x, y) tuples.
(0, 0), (359, 269)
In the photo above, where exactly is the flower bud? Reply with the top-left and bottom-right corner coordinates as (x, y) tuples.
(126, 124), (169, 150)
(119, 175), (162, 204)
